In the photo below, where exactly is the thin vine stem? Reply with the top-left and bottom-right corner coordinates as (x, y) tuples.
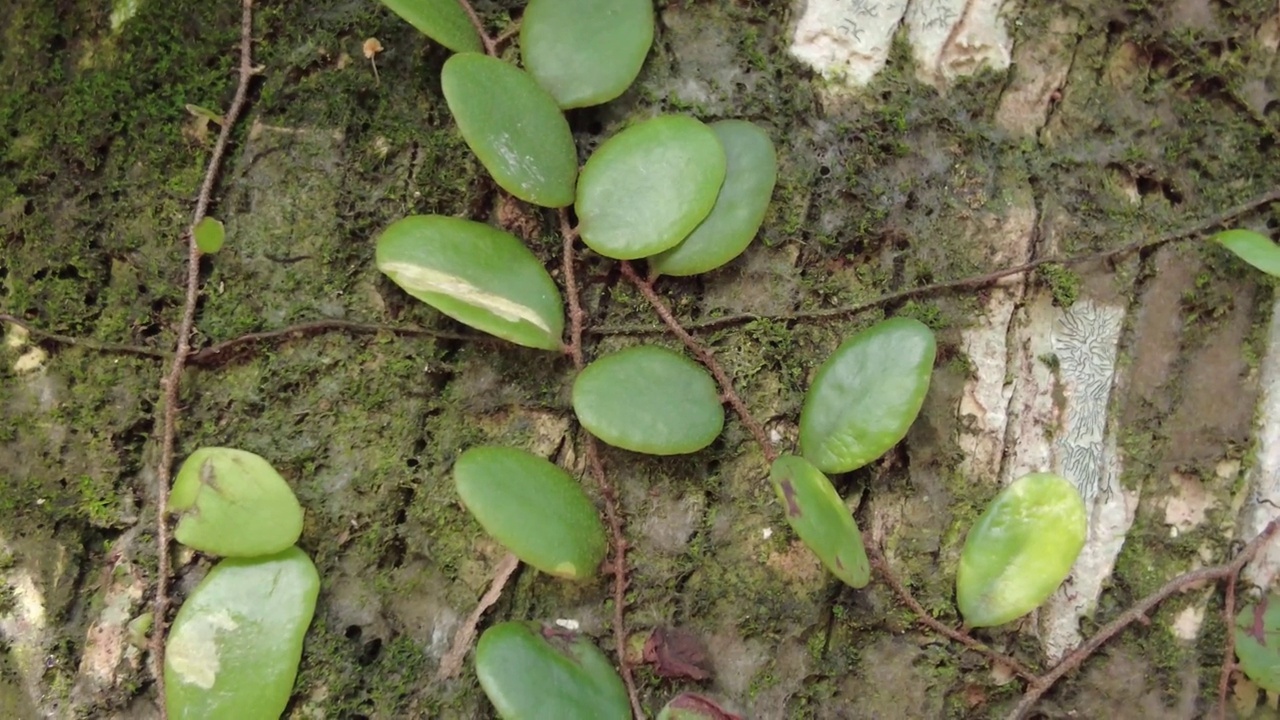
(455, 0), (497, 56)
(149, 0), (257, 712)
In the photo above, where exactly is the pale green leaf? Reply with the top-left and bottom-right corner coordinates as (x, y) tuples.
(520, 0), (654, 108)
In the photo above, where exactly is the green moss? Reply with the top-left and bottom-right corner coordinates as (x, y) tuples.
(1037, 264), (1081, 308)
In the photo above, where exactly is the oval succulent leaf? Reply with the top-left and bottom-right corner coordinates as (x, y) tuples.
(376, 215), (565, 350)
(378, 0), (482, 53)
(769, 455), (870, 588)
(576, 115), (727, 260)
(476, 621), (630, 719)
(170, 447), (303, 558)
(1213, 228), (1280, 278)
(956, 472), (1087, 628)
(799, 317), (936, 474)
(520, 0), (654, 109)
(572, 345), (724, 455)
(193, 217), (225, 254)
(1235, 593), (1280, 692)
(165, 547), (320, 720)
(454, 446), (606, 579)
(442, 53), (578, 208)
(649, 121), (778, 277)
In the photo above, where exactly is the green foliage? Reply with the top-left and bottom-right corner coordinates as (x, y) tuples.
(193, 217), (225, 254)
(1214, 228), (1280, 278)
(650, 120), (778, 277)
(576, 115), (727, 260)
(165, 547), (320, 720)
(520, 0), (654, 109)
(955, 472), (1086, 628)
(1235, 593), (1280, 692)
(441, 53), (578, 208)
(454, 446), (606, 579)
(375, 215), (566, 350)
(170, 447), (304, 558)
(378, 0), (482, 53)
(475, 621), (631, 719)
(798, 317), (936, 474)
(769, 455), (870, 588)
(572, 345), (724, 455)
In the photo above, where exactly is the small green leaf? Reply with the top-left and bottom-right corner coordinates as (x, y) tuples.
(1235, 593), (1280, 692)
(956, 472), (1086, 628)
(520, 0), (654, 109)
(799, 317), (936, 474)
(454, 446), (606, 579)
(576, 115), (727, 260)
(378, 0), (482, 53)
(171, 448), (303, 558)
(572, 345), (724, 455)
(165, 547), (320, 720)
(476, 621), (630, 720)
(769, 455), (870, 589)
(649, 121), (777, 277)
(193, 217), (225, 254)
(1213, 228), (1280, 277)
(375, 215), (565, 350)
(442, 53), (578, 208)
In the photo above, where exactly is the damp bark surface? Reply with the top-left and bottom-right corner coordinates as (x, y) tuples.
(2, 1), (1280, 718)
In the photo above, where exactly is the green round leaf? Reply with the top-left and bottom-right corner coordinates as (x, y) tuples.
(454, 446), (606, 579)
(1213, 228), (1280, 278)
(378, 0), (482, 53)
(376, 215), (565, 350)
(576, 116), (727, 260)
(769, 455), (870, 589)
(442, 53), (578, 208)
(956, 472), (1086, 628)
(520, 0), (654, 109)
(799, 317), (936, 474)
(193, 217), (225, 254)
(476, 621), (630, 720)
(165, 547), (320, 720)
(649, 121), (778, 277)
(1235, 593), (1280, 692)
(572, 345), (724, 455)
(171, 448), (303, 558)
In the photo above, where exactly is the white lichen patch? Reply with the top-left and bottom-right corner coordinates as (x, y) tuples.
(790, 0), (910, 87)
(1241, 297), (1280, 590)
(377, 262), (552, 333)
(1170, 604), (1206, 642)
(1163, 472), (1216, 533)
(166, 610), (239, 690)
(906, 0), (1012, 87)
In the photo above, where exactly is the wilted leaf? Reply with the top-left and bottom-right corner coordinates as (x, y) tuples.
(643, 627), (711, 680)
(375, 215), (565, 350)
(572, 345), (724, 455)
(576, 115), (726, 260)
(1235, 593), (1280, 692)
(649, 120), (777, 277)
(454, 446), (606, 579)
(476, 621), (630, 719)
(192, 217), (225, 254)
(171, 447), (303, 558)
(441, 53), (578, 208)
(956, 472), (1086, 628)
(769, 454), (870, 588)
(657, 693), (743, 720)
(379, 0), (481, 53)
(1214, 228), (1280, 278)
(165, 547), (319, 720)
(520, 0), (654, 109)
(799, 317), (936, 474)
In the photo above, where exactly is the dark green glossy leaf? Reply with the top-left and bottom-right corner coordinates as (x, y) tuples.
(576, 116), (726, 260)
(1236, 593), (1280, 692)
(572, 345), (724, 455)
(376, 215), (565, 350)
(476, 621), (630, 720)
(193, 217), (224, 254)
(799, 317), (936, 474)
(454, 446), (606, 579)
(520, 0), (654, 109)
(442, 53), (578, 208)
(165, 547), (320, 720)
(649, 121), (777, 276)
(171, 447), (303, 558)
(1214, 229), (1280, 278)
(379, 0), (482, 53)
(956, 472), (1086, 628)
(769, 455), (870, 588)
